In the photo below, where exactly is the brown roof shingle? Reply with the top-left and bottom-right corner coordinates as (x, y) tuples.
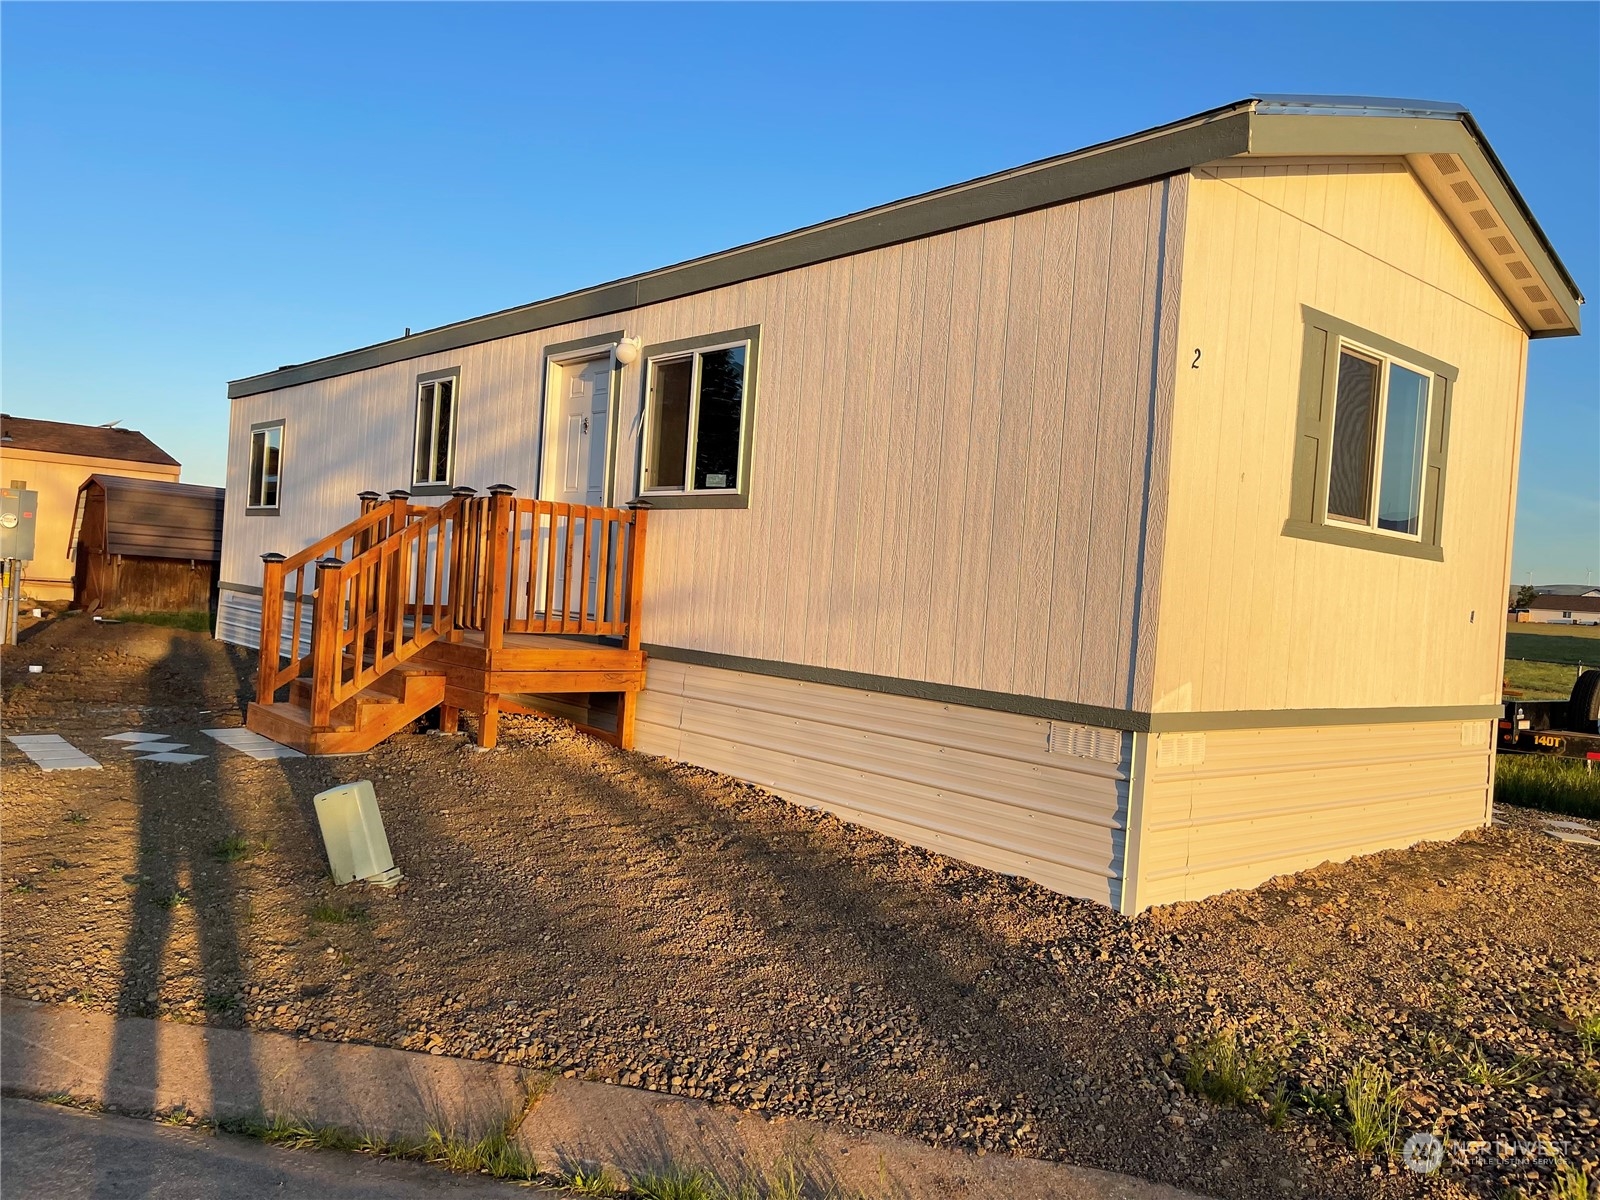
(0, 414), (180, 468)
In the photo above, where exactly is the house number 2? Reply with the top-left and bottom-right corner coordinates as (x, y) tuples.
(1192, 348), (1202, 369)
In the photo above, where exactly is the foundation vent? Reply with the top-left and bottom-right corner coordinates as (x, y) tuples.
(1155, 732), (1207, 769)
(1047, 722), (1121, 763)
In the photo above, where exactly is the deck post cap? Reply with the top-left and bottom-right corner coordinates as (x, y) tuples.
(626, 499), (655, 510)
(356, 490), (382, 501)
(260, 552), (287, 563)
(487, 483), (516, 496)
(450, 486), (478, 497)
(316, 555), (345, 570)
(386, 489), (412, 501)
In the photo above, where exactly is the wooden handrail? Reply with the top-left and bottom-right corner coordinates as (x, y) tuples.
(256, 487), (650, 724)
(256, 494), (465, 706)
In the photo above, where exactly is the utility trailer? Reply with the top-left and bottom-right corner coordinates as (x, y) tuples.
(1499, 669), (1600, 761)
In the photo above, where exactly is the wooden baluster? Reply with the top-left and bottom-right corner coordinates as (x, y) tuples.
(542, 504), (559, 633)
(310, 557), (344, 728)
(485, 485), (515, 651)
(289, 564), (307, 676)
(435, 501), (451, 634)
(625, 503), (649, 652)
(258, 553), (286, 703)
(448, 487), (476, 637)
(505, 499), (524, 633)
(593, 510), (612, 633)
(560, 504), (577, 634)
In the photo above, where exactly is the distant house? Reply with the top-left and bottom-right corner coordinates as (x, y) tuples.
(1522, 595), (1600, 625)
(70, 475), (224, 613)
(217, 96), (1582, 912)
(0, 415), (181, 602)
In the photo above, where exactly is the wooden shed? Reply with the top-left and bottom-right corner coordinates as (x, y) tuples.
(71, 475), (224, 613)
(214, 95), (1582, 912)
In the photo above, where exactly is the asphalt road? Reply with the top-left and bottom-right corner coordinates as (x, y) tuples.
(0, 1098), (552, 1199)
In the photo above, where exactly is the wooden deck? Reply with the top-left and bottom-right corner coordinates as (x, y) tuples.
(247, 489), (648, 754)
(415, 631), (645, 749)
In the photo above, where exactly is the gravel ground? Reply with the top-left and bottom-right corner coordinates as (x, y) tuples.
(3, 616), (1597, 1199)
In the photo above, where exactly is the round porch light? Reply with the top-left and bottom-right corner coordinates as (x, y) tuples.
(614, 337), (642, 367)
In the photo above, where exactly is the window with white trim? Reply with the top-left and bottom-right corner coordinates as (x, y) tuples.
(1284, 308), (1454, 561)
(413, 373), (458, 487)
(641, 337), (751, 497)
(1326, 342), (1434, 537)
(247, 422), (284, 510)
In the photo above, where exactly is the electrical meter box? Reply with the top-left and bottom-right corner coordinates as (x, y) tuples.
(0, 488), (38, 561)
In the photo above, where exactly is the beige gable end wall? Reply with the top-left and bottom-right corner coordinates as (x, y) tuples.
(1153, 160), (1527, 715)
(1123, 160), (1527, 911)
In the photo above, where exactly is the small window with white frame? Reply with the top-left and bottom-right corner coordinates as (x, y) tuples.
(1326, 341), (1433, 538)
(247, 420), (284, 511)
(413, 370), (459, 489)
(639, 327), (758, 508)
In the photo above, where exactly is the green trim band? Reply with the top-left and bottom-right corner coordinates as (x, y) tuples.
(642, 643), (1501, 732)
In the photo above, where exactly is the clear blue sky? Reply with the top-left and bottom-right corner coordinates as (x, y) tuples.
(4, 2), (1596, 582)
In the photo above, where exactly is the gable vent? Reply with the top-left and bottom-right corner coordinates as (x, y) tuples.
(1470, 209), (1499, 231)
(1429, 152), (1461, 175)
(1047, 721), (1121, 763)
(1450, 181), (1479, 203)
(1155, 732), (1207, 769)
(1506, 260), (1533, 280)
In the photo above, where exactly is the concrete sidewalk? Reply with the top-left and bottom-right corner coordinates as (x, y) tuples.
(1, 997), (1208, 1199)
(2, 1097), (551, 1198)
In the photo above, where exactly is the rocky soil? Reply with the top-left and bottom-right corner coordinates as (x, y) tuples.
(2, 616), (1597, 1198)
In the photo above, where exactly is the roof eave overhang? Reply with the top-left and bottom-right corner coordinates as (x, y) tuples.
(1241, 112), (1582, 337)
(228, 98), (1581, 399)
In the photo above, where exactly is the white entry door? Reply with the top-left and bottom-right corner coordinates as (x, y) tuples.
(552, 356), (611, 508)
(543, 355), (613, 621)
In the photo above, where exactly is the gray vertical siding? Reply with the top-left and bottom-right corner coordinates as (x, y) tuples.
(221, 175), (1186, 716)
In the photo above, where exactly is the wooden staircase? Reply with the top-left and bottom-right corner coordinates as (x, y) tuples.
(246, 487), (648, 755)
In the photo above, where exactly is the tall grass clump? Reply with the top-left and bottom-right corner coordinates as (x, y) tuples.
(1183, 1027), (1276, 1106)
(1494, 754), (1600, 820)
(1342, 1060), (1404, 1155)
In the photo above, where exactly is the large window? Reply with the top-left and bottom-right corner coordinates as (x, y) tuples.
(247, 421), (284, 511)
(639, 327), (758, 509)
(413, 370), (458, 489)
(1284, 308), (1453, 561)
(1326, 345), (1432, 537)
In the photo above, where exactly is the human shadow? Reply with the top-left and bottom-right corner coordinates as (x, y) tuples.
(96, 634), (266, 1199)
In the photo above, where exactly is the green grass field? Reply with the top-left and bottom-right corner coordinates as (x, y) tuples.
(1504, 658), (1587, 701)
(1504, 622), (1597, 700)
(109, 610), (213, 633)
(1495, 753), (1600, 821)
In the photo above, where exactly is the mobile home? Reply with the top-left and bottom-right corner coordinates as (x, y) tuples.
(216, 96), (1582, 913)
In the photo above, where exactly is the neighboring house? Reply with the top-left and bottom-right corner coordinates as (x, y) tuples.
(70, 476), (224, 613)
(1522, 595), (1600, 625)
(215, 96), (1582, 913)
(0, 415), (182, 601)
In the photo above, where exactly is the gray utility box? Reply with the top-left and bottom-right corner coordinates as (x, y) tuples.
(0, 488), (39, 561)
(313, 780), (402, 887)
